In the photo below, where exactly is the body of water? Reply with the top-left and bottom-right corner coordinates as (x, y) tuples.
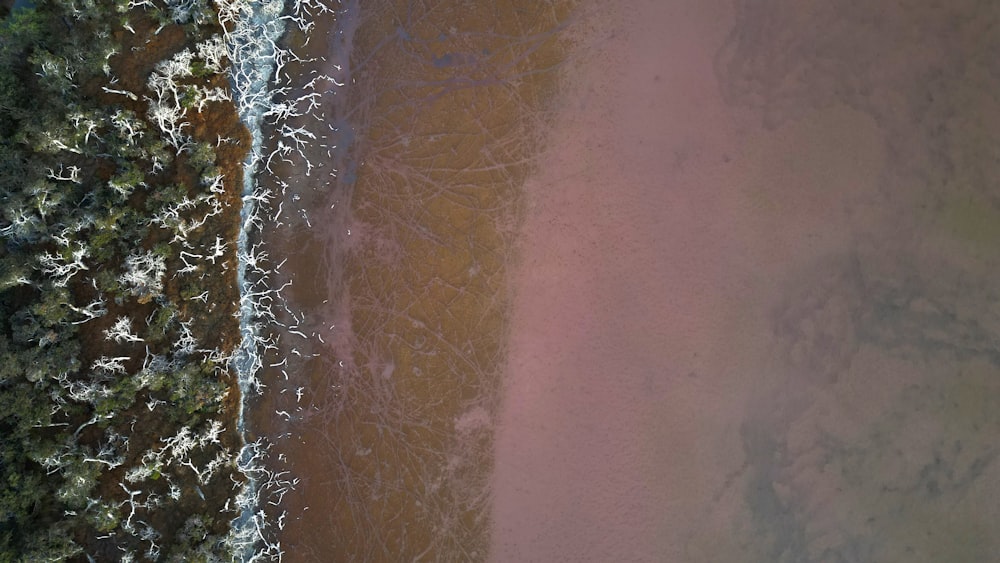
(247, 0), (1000, 560)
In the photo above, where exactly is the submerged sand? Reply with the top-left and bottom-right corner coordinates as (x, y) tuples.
(492, 0), (1000, 561)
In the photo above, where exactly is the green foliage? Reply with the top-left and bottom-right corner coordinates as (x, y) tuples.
(93, 376), (140, 418)
(147, 183), (188, 212)
(0, 1), (240, 559)
(108, 160), (147, 200)
(180, 281), (205, 300)
(88, 226), (119, 262)
(146, 301), (178, 342)
(166, 514), (230, 562)
(189, 59), (211, 78)
(0, 379), (60, 557)
(121, 205), (150, 238)
(180, 85), (200, 109)
(0, 8), (48, 136)
(86, 501), (120, 533)
(170, 360), (225, 420)
(0, 255), (31, 292)
(188, 140), (216, 173)
(13, 524), (82, 562)
(55, 453), (103, 509)
(0, 438), (48, 533)
(30, 284), (72, 327)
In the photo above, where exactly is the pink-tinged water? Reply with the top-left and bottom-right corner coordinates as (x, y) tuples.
(256, 0), (1000, 560)
(492, 0), (1000, 561)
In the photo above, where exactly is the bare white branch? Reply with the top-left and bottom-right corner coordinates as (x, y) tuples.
(104, 316), (143, 344)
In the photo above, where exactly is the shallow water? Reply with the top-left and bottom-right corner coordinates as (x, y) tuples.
(251, 0), (1000, 561)
(249, 0), (574, 559)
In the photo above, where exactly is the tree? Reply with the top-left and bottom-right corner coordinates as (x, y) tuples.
(108, 160), (146, 200)
(55, 451), (103, 509)
(104, 316), (143, 344)
(119, 250), (166, 302)
(37, 242), (89, 287)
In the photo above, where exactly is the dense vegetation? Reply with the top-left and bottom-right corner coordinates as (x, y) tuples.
(0, 0), (248, 559)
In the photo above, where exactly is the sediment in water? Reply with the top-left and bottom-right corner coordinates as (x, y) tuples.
(244, 1), (579, 559)
(493, 0), (1000, 560)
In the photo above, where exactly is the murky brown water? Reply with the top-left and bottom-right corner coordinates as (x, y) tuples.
(250, 1), (576, 560)
(251, 0), (1000, 561)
